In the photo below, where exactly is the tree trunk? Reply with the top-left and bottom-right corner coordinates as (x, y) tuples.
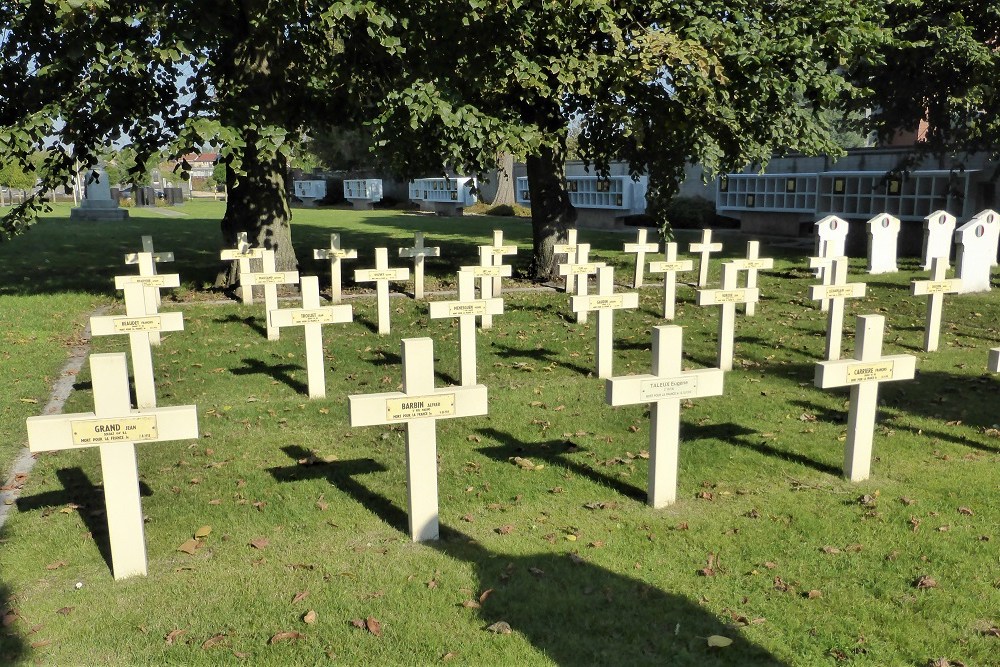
(483, 152), (516, 206)
(526, 142), (576, 281)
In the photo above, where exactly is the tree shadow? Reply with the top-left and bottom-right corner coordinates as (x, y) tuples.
(231, 358), (307, 394)
(214, 313), (266, 338)
(266, 445), (786, 666)
(0, 535), (27, 664)
(490, 342), (592, 376)
(725, 433), (842, 477)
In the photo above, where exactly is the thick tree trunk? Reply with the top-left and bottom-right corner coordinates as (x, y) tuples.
(482, 152), (516, 207)
(526, 142), (576, 282)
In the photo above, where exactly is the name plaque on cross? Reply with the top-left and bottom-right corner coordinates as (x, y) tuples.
(695, 263), (756, 370)
(648, 242), (693, 320)
(809, 257), (867, 361)
(911, 256), (963, 352)
(313, 234), (358, 303)
(571, 266), (639, 378)
(354, 248), (410, 335)
(386, 394), (456, 420)
(428, 270), (503, 385)
(124, 235), (175, 344)
(220, 232), (264, 304)
(553, 228), (579, 293)
(558, 243), (604, 324)
(71, 416), (159, 445)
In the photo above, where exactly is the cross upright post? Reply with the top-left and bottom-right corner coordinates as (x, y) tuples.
(428, 270), (504, 385)
(398, 232), (441, 299)
(808, 257), (866, 361)
(124, 235), (175, 345)
(488, 230), (518, 295)
(689, 229), (723, 287)
(571, 266), (639, 378)
(623, 228), (659, 288)
(220, 232), (264, 304)
(558, 243), (604, 324)
(728, 241), (774, 316)
(910, 256), (963, 352)
(241, 249), (300, 341)
(648, 242), (694, 320)
(695, 262), (758, 370)
(354, 248), (410, 335)
(313, 233), (358, 303)
(553, 228), (579, 293)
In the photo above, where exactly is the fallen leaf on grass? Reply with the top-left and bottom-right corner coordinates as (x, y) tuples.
(291, 591), (309, 604)
(528, 567), (544, 577)
(202, 633), (226, 649)
(486, 621), (512, 634)
(194, 525), (212, 539)
(249, 537), (269, 550)
(479, 589), (494, 603)
(915, 575), (938, 589)
(165, 629), (187, 645)
(45, 561), (67, 571)
(302, 610), (317, 625)
(821, 546), (841, 554)
(698, 553), (719, 577)
(365, 616), (382, 637)
(461, 600), (481, 609)
(958, 507), (974, 516)
(177, 539), (200, 555)
(707, 635), (733, 647)
(350, 618), (365, 629)
(55, 607), (74, 616)
(30, 639), (51, 649)
(268, 631), (304, 644)
(496, 524), (515, 535)
(441, 651), (458, 661)
(805, 589), (823, 599)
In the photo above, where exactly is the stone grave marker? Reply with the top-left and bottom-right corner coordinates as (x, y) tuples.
(910, 256), (962, 352)
(815, 314), (916, 481)
(623, 228), (659, 288)
(808, 257), (867, 361)
(648, 242), (693, 320)
(814, 215), (849, 270)
(729, 241), (774, 316)
(689, 229), (723, 287)
(26, 353), (198, 579)
(348, 338), (488, 541)
(354, 248), (410, 334)
(313, 233), (358, 303)
(124, 235), (174, 345)
(269, 276), (353, 398)
(570, 265), (639, 378)
(464, 247), (512, 329)
(695, 262), (758, 371)
(955, 210), (999, 292)
(70, 167), (128, 221)
(558, 243), (605, 324)
(398, 232), (441, 299)
(220, 232), (264, 304)
(866, 213), (901, 274)
(988, 348), (1000, 373)
(242, 249), (300, 341)
(487, 230), (518, 295)
(428, 270), (503, 385)
(921, 210), (956, 270)
(553, 228), (579, 293)
(606, 325), (724, 507)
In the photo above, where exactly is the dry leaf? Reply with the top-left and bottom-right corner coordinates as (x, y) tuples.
(915, 575), (938, 589)
(350, 618), (365, 629)
(478, 589), (494, 604)
(806, 589), (823, 599)
(291, 591), (309, 604)
(201, 633), (226, 649)
(177, 539), (200, 555)
(365, 616), (382, 637)
(45, 560), (67, 571)
(486, 621), (512, 635)
(268, 631), (304, 644)
(249, 537), (269, 550)
(496, 524), (515, 535)
(55, 607), (74, 616)
(195, 526), (212, 539)
(461, 600), (481, 609)
(958, 507), (974, 516)
(528, 567), (545, 577)
(707, 635), (733, 648)
(441, 651), (458, 661)
(303, 610), (317, 625)
(821, 546), (841, 554)
(165, 629), (187, 645)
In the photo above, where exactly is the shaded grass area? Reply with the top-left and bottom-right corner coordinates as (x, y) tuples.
(1, 207), (999, 665)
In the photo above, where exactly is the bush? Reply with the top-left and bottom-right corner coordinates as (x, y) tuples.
(119, 197), (134, 208)
(662, 196), (718, 229)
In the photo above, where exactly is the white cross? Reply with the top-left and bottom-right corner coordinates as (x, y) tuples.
(689, 229), (723, 287)
(460, 253), (511, 331)
(124, 235), (174, 345)
(812, 215), (849, 298)
(553, 228), (579, 293)
(428, 270), (503, 385)
(26, 352), (198, 579)
(558, 243), (605, 324)
(398, 232), (441, 299)
(571, 266), (638, 378)
(348, 338), (488, 541)
(648, 242), (693, 320)
(313, 233), (358, 303)
(623, 228), (659, 288)
(695, 262), (758, 370)
(220, 232), (264, 304)
(354, 248), (410, 335)
(728, 241), (773, 316)
(241, 249), (300, 341)
(92, 276), (185, 409)
(807, 255), (836, 312)
(606, 325), (724, 507)
(910, 256), (963, 352)
(487, 230), (518, 295)
(815, 314), (916, 481)
(268, 276), (353, 398)
(808, 257), (866, 361)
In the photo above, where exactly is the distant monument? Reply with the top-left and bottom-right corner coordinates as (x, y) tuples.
(70, 168), (128, 221)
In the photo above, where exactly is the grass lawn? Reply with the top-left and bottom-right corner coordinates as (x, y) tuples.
(1, 202), (998, 665)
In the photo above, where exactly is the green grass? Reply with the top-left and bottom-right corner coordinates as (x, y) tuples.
(1, 204), (998, 665)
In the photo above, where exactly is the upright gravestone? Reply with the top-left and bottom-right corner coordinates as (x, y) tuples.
(398, 232), (440, 299)
(808, 257), (867, 361)
(922, 210), (956, 270)
(988, 348), (1000, 373)
(558, 243), (604, 324)
(354, 248), (410, 334)
(623, 228), (659, 288)
(553, 229), (579, 293)
(866, 213), (901, 274)
(124, 236), (174, 346)
(813, 216), (849, 300)
(348, 338), (488, 541)
(729, 241), (773, 316)
(910, 257), (962, 352)
(220, 232), (264, 305)
(606, 326), (724, 507)
(25, 353), (198, 579)
(815, 315), (916, 481)
(570, 266), (639, 378)
(647, 242), (693, 320)
(268, 276), (353, 398)
(487, 230), (518, 295)
(428, 270), (503, 385)
(695, 262), (758, 371)
(242, 249), (300, 341)
(313, 233), (358, 303)
(955, 210), (998, 293)
(70, 168), (129, 221)
(689, 229), (723, 287)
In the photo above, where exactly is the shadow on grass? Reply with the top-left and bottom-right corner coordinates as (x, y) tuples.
(490, 342), (592, 376)
(215, 313), (266, 338)
(231, 358), (307, 395)
(0, 532), (27, 664)
(267, 445), (787, 666)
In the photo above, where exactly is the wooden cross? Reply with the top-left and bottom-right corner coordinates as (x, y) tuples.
(26, 353), (198, 579)
(728, 241), (773, 316)
(313, 233), (358, 303)
(808, 257), (866, 361)
(354, 247), (410, 335)
(242, 249), (300, 341)
(570, 266), (639, 378)
(558, 243), (604, 324)
(689, 229), (723, 287)
(428, 270), (503, 385)
(553, 228), (579, 293)
(815, 315), (916, 481)
(348, 338), (488, 541)
(606, 326), (724, 507)
(220, 232), (264, 304)
(269, 276), (353, 398)
(648, 242), (693, 320)
(124, 235), (174, 345)
(92, 276), (185, 409)
(487, 230), (518, 295)
(398, 232), (440, 299)
(910, 256), (963, 352)
(623, 228), (659, 288)
(695, 262), (758, 371)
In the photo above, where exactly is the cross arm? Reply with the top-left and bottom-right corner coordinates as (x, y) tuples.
(730, 258), (774, 270)
(911, 278), (962, 296)
(399, 247), (442, 258)
(460, 265), (513, 278)
(90, 311), (185, 336)
(354, 268), (410, 282)
(314, 248), (358, 260)
(114, 274), (181, 290)
(221, 248), (265, 260)
(125, 251), (174, 265)
(428, 298), (504, 319)
(624, 242), (659, 253)
(269, 304), (353, 328)
(649, 259), (694, 272)
(348, 385), (488, 427)
(570, 293), (639, 313)
(558, 262), (605, 276)
(606, 367), (724, 406)
(814, 355), (917, 389)
(243, 271), (300, 286)
(27, 405), (199, 452)
(808, 283), (866, 300)
(695, 287), (759, 306)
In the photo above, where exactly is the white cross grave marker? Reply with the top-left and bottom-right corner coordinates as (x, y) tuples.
(348, 338), (488, 541)
(623, 228), (659, 288)
(808, 257), (867, 361)
(487, 230), (518, 295)
(124, 235), (174, 345)
(26, 353), (198, 579)
(398, 232), (441, 299)
(354, 248), (410, 334)
(553, 228), (579, 293)
(695, 262), (758, 371)
(955, 210), (999, 292)
(269, 276), (353, 398)
(242, 249), (300, 341)
(606, 325), (724, 507)
(729, 241), (773, 316)
(570, 266), (639, 378)
(689, 229), (723, 287)
(429, 270), (503, 385)
(921, 210), (956, 270)
(866, 213), (901, 274)
(220, 232), (264, 305)
(92, 276), (185, 409)
(468, 246), (512, 329)
(910, 256), (962, 352)
(313, 233), (358, 303)
(988, 348), (1000, 373)
(558, 243), (604, 324)
(648, 242), (693, 320)
(815, 314), (916, 482)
